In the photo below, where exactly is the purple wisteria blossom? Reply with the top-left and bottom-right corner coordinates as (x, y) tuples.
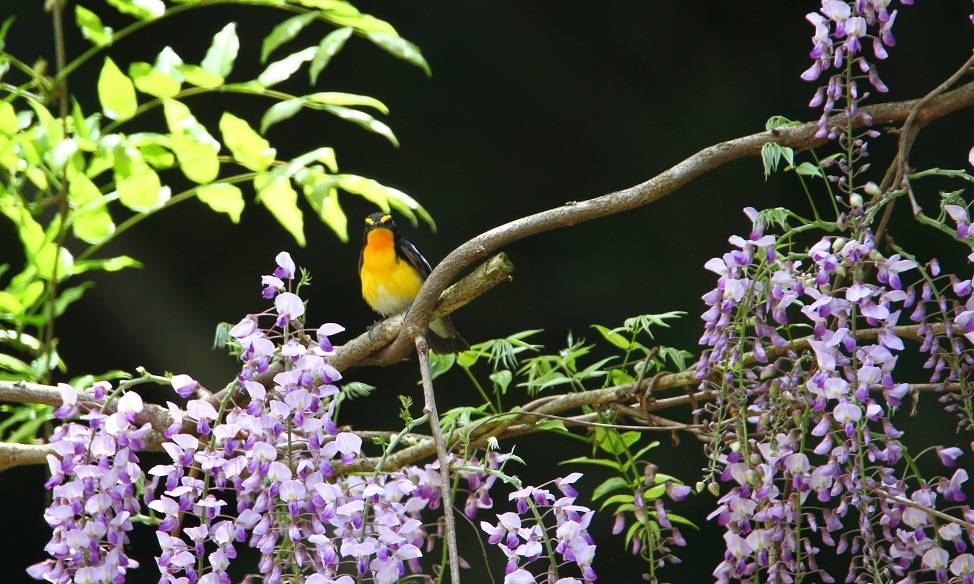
(698, 207), (974, 584)
(801, 0), (913, 138)
(480, 476), (599, 584)
(29, 388), (151, 583)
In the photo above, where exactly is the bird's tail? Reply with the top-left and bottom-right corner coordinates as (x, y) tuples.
(427, 315), (470, 354)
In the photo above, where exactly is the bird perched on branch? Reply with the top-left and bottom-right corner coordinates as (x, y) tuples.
(359, 212), (469, 354)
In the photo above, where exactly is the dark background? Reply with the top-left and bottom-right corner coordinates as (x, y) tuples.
(3, 1), (974, 582)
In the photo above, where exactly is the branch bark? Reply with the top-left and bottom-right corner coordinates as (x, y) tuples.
(378, 80), (974, 364)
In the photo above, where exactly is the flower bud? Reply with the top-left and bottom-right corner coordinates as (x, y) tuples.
(850, 192), (863, 208)
(864, 181), (881, 196)
(643, 463), (658, 486)
(708, 481), (721, 497)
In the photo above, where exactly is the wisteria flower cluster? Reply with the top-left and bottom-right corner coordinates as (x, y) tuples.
(481, 473), (598, 584)
(27, 252), (612, 584)
(801, 0), (913, 138)
(28, 385), (152, 583)
(697, 207), (974, 583)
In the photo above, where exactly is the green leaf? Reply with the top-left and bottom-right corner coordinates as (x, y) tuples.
(629, 440), (661, 463)
(114, 150), (168, 212)
(792, 161), (824, 177)
(592, 324), (630, 350)
(561, 456), (624, 471)
(0, 201), (72, 281)
(202, 23), (239, 79)
(0, 291), (22, 314)
(97, 57), (137, 121)
(197, 183), (245, 223)
(336, 175), (433, 230)
(255, 174), (305, 246)
(489, 369), (512, 393)
(429, 352), (455, 379)
(366, 32), (431, 76)
(320, 9), (395, 35)
(129, 62), (181, 97)
(66, 165), (114, 243)
(306, 183), (347, 241)
(0, 102), (18, 136)
(177, 64), (224, 88)
(72, 256), (142, 273)
(75, 5), (113, 46)
(260, 98), (305, 134)
(594, 427), (640, 455)
(52, 283), (92, 317)
(664, 513), (698, 529)
(310, 26), (353, 85)
(170, 134), (220, 183)
(258, 47), (316, 87)
(601, 493), (636, 508)
(162, 99), (219, 148)
(262, 12), (317, 63)
(592, 476), (630, 500)
(322, 104), (397, 147)
(220, 112), (276, 172)
(105, 0), (165, 20)
(309, 92), (389, 114)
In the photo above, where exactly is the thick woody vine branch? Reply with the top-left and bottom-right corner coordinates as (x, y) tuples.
(372, 79), (974, 366)
(3, 82), (974, 474)
(6, 321), (949, 473)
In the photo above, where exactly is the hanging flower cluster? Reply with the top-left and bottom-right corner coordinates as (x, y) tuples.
(698, 208), (974, 583)
(801, 0), (913, 137)
(27, 252), (606, 584)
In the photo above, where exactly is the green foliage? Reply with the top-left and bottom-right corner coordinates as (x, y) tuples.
(0, 0), (434, 437)
(433, 313), (696, 575)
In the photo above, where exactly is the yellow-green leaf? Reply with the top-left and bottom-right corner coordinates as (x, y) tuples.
(0, 102), (18, 136)
(308, 92), (388, 114)
(72, 207), (115, 244)
(261, 12), (317, 63)
(202, 23), (239, 79)
(258, 47), (316, 88)
(129, 62), (181, 97)
(197, 183), (244, 223)
(366, 32), (430, 76)
(306, 182), (346, 241)
(116, 160), (168, 212)
(98, 57), (137, 121)
(593, 324), (631, 350)
(170, 134), (219, 183)
(255, 174), (304, 246)
(105, 0), (165, 20)
(75, 5), (113, 46)
(220, 112), (275, 172)
(309, 26), (352, 85)
(67, 165), (115, 243)
(260, 98), (304, 134)
(0, 290), (22, 314)
(177, 64), (224, 88)
(322, 104), (397, 146)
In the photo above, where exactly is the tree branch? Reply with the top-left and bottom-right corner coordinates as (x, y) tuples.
(383, 80), (974, 364)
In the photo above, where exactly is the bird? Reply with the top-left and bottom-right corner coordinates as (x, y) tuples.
(359, 211), (469, 354)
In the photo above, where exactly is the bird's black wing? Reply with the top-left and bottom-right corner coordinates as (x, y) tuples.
(396, 237), (433, 280)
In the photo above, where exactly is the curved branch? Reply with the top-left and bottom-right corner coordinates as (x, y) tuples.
(371, 80), (974, 364)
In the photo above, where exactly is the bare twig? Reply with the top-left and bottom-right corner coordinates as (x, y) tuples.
(415, 335), (461, 584)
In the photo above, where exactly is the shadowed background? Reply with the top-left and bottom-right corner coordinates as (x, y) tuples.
(2, 1), (973, 581)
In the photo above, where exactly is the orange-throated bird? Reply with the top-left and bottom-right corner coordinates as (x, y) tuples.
(359, 212), (469, 354)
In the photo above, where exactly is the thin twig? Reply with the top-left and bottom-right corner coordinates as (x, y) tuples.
(416, 335), (461, 584)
